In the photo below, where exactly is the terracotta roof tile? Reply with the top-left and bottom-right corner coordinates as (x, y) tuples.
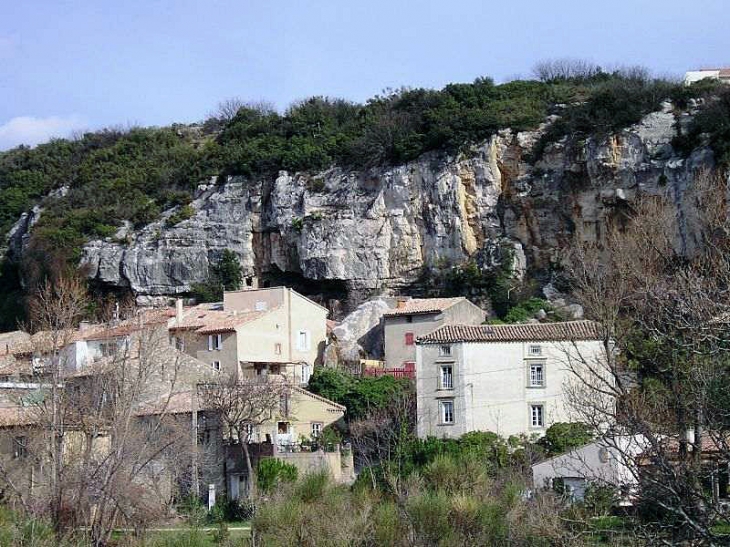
(418, 320), (603, 343)
(169, 305), (268, 334)
(382, 298), (468, 317)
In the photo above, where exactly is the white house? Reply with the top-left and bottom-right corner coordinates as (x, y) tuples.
(531, 436), (648, 503)
(684, 68), (730, 86)
(415, 321), (606, 439)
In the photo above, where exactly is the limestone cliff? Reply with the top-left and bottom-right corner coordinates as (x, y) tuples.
(69, 105), (712, 312)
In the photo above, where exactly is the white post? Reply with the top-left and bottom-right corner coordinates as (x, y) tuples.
(208, 483), (216, 510)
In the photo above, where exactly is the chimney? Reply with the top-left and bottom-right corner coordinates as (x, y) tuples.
(396, 296), (409, 309)
(176, 298), (184, 325)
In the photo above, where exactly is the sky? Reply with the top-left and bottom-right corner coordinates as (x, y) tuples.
(1, 0), (729, 150)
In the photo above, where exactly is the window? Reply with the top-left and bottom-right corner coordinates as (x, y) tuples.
(311, 422), (323, 438)
(13, 436), (27, 459)
(208, 334), (223, 351)
(439, 344), (452, 356)
(440, 365), (453, 389)
(529, 345), (542, 356)
(405, 315), (413, 323)
(297, 330), (310, 351)
(212, 360), (221, 371)
(529, 363), (544, 387)
(439, 400), (454, 424)
(301, 364), (312, 385)
(530, 404), (544, 428)
(404, 332), (414, 346)
(274, 343), (282, 355)
(175, 337), (184, 351)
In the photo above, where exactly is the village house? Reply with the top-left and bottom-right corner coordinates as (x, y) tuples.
(169, 287), (328, 385)
(415, 320), (605, 439)
(136, 383), (352, 502)
(532, 435), (647, 504)
(684, 67), (730, 86)
(382, 297), (485, 371)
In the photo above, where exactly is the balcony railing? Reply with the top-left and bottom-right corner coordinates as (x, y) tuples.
(363, 367), (415, 379)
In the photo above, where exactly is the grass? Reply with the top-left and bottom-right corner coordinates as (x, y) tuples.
(112, 524), (250, 547)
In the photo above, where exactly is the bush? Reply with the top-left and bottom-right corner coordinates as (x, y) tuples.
(307, 368), (413, 422)
(538, 422), (594, 456)
(165, 204), (196, 227)
(256, 458), (299, 494)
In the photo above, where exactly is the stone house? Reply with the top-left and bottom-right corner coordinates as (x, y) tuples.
(382, 297), (485, 370)
(415, 321), (604, 438)
(136, 383), (352, 502)
(169, 287), (328, 385)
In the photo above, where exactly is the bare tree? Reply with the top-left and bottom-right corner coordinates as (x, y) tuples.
(349, 385), (415, 493)
(532, 58), (602, 82)
(0, 282), (210, 546)
(562, 169), (730, 544)
(198, 374), (290, 499)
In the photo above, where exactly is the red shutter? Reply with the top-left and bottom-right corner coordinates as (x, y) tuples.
(404, 361), (416, 372)
(405, 332), (414, 346)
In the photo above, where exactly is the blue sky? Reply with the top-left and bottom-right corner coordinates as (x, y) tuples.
(1, 0), (728, 150)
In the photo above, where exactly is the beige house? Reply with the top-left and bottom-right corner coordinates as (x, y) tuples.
(137, 383), (352, 501)
(170, 287), (328, 385)
(415, 321), (605, 439)
(383, 297), (485, 369)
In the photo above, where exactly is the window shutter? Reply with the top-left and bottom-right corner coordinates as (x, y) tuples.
(208, 335), (213, 351)
(405, 332), (414, 346)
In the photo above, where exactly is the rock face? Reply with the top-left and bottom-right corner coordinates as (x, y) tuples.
(70, 107), (713, 313)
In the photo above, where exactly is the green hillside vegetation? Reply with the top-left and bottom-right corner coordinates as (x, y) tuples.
(0, 67), (727, 329)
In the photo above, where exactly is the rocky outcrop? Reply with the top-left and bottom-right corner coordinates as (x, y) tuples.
(31, 105), (712, 313)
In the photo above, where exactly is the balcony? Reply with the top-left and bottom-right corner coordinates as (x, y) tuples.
(362, 367), (415, 380)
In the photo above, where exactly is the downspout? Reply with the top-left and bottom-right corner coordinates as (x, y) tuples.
(191, 387), (199, 498)
(287, 289), (293, 362)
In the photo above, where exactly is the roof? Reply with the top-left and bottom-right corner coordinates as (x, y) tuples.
(136, 385), (346, 416)
(418, 320), (603, 344)
(169, 304), (268, 334)
(0, 331), (31, 354)
(135, 391), (196, 416)
(382, 297), (469, 317)
(0, 406), (39, 427)
(0, 354), (32, 377)
(79, 308), (176, 341)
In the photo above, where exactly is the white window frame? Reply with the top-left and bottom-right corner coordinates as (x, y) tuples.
(208, 334), (223, 351)
(311, 422), (323, 438)
(274, 343), (282, 355)
(440, 365), (453, 390)
(439, 400), (454, 425)
(297, 330), (310, 351)
(212, 360), (221, 371)
(301, 363), (312, 385)
(528, 344), (542, 356)
(529, 362), (545, 387)
(438, 344), (452, 357)
(530, 404), (545, 428)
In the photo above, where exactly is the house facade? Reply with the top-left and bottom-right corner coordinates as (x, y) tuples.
(684, 68), (730, 85)
(170, 287), (328, 385)
(382, 297), (485, 370)
(532, 436), (647, 503)
(415, 321), (605, 439)
(137, 383), (352, 502)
